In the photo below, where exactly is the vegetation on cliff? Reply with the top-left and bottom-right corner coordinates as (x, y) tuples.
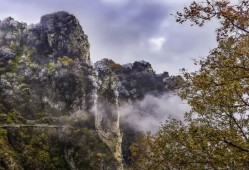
(0, 11), (118, 169)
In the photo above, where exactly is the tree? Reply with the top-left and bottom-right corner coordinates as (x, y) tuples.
(130, 118), (249, 170)
(178, 0), (249, 153)
(131, 0), (249, 169)
(175, 0), (249, 40)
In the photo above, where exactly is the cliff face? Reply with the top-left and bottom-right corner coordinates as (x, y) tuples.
(0, 12), (182, 169)
(0, 11), (95, 118)
(0, 11), (118, 170)
(94, 66), (123, 169)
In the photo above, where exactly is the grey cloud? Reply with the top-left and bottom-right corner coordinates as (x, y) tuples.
(87, 1), (172, 70)
(91, 1), (169, 47)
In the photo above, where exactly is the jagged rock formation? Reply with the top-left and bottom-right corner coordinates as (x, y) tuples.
(0, 11), (182, 169)
(0, 11), (95, 117)
(94, 60), (123, 169)
(95, 59), (181, 100)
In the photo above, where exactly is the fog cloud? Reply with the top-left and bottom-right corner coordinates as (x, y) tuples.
(120, 93), (190, 133)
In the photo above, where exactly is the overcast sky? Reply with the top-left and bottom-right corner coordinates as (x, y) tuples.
(0, 0), (218, 75)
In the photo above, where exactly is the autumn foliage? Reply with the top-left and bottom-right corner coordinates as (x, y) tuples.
(131, 1), (249, 169)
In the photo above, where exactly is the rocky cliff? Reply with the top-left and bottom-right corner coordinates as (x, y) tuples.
(0, 11), (118, 170)
(94, 59), (182, 166)
(0, 11), (95, 117)
(0, 11), (182, 169)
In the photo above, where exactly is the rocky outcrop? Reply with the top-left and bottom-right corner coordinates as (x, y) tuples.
(94, 60), (123, 169)
(26, 11), (90, 64)
(0, 11), (95, 119)
(94, 59), (183, 167)
(0, 17), (26, 47)
(95, 59), (182, 100)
